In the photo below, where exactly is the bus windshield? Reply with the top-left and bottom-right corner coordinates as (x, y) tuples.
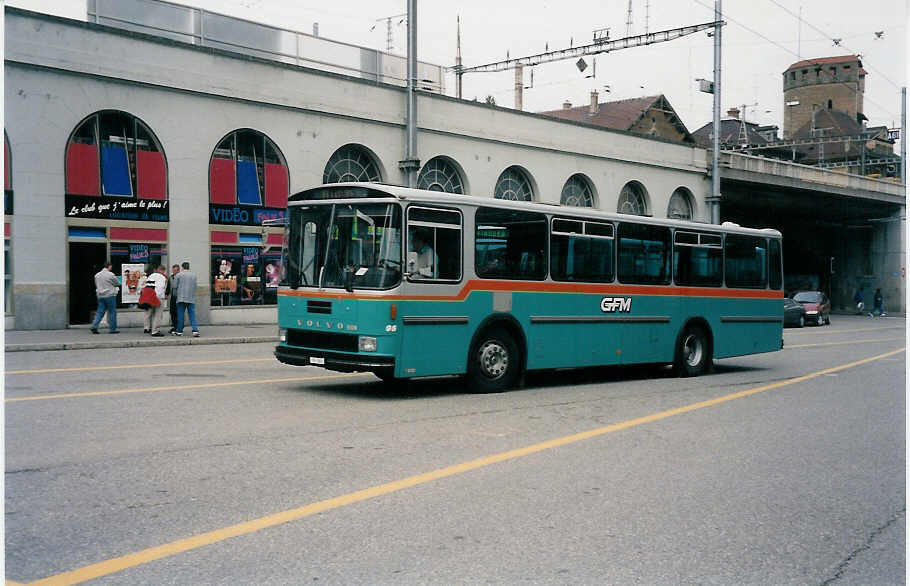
(284, 202), (402, 290)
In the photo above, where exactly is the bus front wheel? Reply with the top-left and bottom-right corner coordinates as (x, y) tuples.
(674, 325), (711, 377)
(467, 327), (520, 393)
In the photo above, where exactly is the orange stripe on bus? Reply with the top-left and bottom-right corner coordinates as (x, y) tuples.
(277, 280), (783, 302)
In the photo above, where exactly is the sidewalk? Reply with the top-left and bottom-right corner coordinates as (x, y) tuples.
(4, 324), (278, 352)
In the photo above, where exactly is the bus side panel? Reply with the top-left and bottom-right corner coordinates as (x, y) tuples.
(396, 295), (480, 377)
(712, 297), (783, 359)
(518, 291), (621, 370)
(515, 292), (582, 370)
(615, 293), (679, 365)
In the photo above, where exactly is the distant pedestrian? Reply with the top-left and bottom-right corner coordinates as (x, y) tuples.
(142, 265), (168, 336)
(173, 261), (200, 337)
(90, 262), (120, 334)
(167, 264), (181, 333)
(871, 288), (886, 317)
(853, 286), (865, 314)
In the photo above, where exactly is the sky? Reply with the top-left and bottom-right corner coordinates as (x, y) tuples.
(9, 0), (908, 145)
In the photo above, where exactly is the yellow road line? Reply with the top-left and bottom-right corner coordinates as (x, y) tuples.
(786, 337), (905, 349)
(5, 373), (373, 403)
(6, 358), (272, 375)
(23, 347), (905, 586)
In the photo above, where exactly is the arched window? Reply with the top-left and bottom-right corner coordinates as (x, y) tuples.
(209, 130), (288, 309)
(667, 187), (695, 220)
(560, 174), (595, 207)
(494, 166), (534, 201)
(209, 129), (288, 209)
(617, 181), (649, 216)
(65, 110), (167, 200)
(417, 156), (464, 193)
(323, 144), (382, 183)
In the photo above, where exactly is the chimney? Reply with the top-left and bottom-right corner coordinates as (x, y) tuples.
(313, 23), (319, 36)
(589, 90), (599, 115)
(562, 100), (572, 109)
(727, 107), (740, 119)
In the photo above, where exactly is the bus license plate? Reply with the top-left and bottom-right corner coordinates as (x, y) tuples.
(309, 357), (325, 365)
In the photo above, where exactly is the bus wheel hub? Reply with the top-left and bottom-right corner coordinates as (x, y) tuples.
(479, 340), (508, 379)
(684, 334), (703, 366)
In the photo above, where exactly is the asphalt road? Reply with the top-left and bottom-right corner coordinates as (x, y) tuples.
(5, 315), (906, 585)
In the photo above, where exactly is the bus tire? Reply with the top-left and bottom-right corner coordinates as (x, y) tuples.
(467, 327), (520, 393)
(674, 324), (711, 377)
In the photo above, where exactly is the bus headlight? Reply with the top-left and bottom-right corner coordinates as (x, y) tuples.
(279, 328), (287, 342)
(359, 336), (378, 352)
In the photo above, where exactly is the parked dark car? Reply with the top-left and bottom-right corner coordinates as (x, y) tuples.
(783, 297), (807, 327)
(792, 291), (831, 326)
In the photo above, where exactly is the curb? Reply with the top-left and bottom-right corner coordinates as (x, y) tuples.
(5, 336), (277, 352)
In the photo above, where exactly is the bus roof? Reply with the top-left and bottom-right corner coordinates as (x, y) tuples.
(289, 182), (783, 238)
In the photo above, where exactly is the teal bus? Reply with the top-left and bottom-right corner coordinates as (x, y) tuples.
(274, 183), (783, 392)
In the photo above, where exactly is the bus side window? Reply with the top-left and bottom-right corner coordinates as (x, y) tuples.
(617, 223), (671, 285)
(476, 207), (548, 280)
(769, 238), (782, 290)
(407, 206), (462, 282)
(725, 234), (768, 288)
(673, 231), (723, 287)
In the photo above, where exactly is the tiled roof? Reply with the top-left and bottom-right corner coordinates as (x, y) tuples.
(539, 95), (662, 131)
(791, 108), (862, 139)
(785, 54), (862, 72)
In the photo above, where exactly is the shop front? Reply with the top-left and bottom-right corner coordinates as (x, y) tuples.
(208, 128), (288, 319)
(64, 110), (169, 325)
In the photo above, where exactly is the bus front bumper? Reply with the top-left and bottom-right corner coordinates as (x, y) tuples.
(275, 345), (395, 373)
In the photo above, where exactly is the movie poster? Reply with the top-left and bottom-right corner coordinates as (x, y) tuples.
(241, 247), (261, 302)
(121, 263), (146, 304)
(214, 258), (237, 293)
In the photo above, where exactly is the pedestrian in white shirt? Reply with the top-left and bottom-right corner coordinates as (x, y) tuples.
(142, 265), (168, 336)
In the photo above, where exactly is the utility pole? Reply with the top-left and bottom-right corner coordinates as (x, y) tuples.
(625, 0), (634, 37)
(514, 65), (523, 110)
(455, 16), (462, 99)
(902, 87), (907, 184)
(373, 13), (406, 53)
(398, 0), (419, 187)
(709, 0), (722, 224)
(645, 0), (650, 35)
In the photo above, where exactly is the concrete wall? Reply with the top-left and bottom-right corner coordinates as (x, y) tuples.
(5, 9), (711, 329)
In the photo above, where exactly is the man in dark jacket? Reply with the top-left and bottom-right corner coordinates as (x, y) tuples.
(173, 261), (200, 337)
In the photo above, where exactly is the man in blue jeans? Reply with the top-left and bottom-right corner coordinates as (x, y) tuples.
(90, 262), (120, 334)
(173, 261), (200, 337)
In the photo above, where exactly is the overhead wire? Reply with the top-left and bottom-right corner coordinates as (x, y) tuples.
(764, 0), (902, 90)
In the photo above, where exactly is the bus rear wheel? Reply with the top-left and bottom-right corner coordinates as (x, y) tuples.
(675, 325), (711, 377)
(467, 327), (520, 393)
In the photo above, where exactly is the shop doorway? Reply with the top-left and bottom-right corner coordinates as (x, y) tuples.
(69, 242), (107, 324)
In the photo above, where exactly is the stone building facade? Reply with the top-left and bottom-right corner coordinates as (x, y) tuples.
(782, 55), (866, 139)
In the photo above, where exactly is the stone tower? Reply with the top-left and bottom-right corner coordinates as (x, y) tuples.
(782, 55), (865, 138)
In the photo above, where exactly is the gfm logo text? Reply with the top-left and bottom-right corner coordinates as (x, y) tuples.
(600, 297), (632, 313)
